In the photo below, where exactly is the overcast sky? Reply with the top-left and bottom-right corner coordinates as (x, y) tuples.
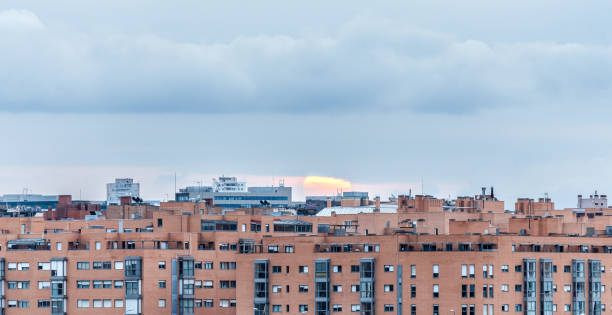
(1, 0), (612, 207)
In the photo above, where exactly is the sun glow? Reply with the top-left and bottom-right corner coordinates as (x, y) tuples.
(303, 176), (352, 195)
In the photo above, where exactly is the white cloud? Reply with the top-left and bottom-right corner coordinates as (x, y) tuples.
(1, 14), (612, 115)
(0, 9), (44, 30)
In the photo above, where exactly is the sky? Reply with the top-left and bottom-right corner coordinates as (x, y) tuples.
(1, 1), (612, 207)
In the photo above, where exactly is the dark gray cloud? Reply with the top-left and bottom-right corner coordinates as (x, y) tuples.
(2, 10), (612, 115)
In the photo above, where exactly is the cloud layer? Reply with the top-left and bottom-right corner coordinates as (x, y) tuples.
(1, 10), (612, 115)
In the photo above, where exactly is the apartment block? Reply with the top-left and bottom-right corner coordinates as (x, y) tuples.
(2, 192), (612, 314)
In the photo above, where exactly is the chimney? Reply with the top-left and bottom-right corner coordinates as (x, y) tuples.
(326, 198), (332, 208)
(58, 195), (72, 205)
(120, 196), (132, 206)
(374, 196), (381, 212)
(490, 186), (494, 199)
(481, 187), (486, 199)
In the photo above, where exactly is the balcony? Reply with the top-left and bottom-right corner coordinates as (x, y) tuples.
(7, 238), (50, 251)
(399, 242), (497, 252)
(68, 241), (89, 250)
(315, 243), (379, 253)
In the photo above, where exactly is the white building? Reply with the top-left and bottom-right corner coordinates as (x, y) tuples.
(106, 178), (140, 205)
(212, 176), (246, 192)
(577, 191), (608, 208)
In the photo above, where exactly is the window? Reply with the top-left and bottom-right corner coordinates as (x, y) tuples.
(411, 284), (416, 298)
(433, 304), (439, 315)
(433, 284), (439, 298)
(38, 281), (51, 289)
(103, 280), (112, 288)
(515, 265), (522, 272)
(38, 300), (51, 308)
(126, 281), (139, 295)
(462, 264), (468, 278)
(93, 280), (102, 288)
(38, 262), (50, 270)
(384, 284), (394, 292)
(203, 300), (213, 307)
(299, 265), (309, 273)
(285, 245), (294, 253)
(273, 305), (282, 312)
(515, 284), (522, 292)
(299, 305), (309, 313)
(95, 241), (101, 250)
(469, 264), (475, 278)
(502, 304), (508, 312)
(17, 262), (29, 270)
(56, 242), (62, 250)
(93, 261), (111, 270)
(272, 265), (282, 273)
(299, 285), (309, 292)
(462, 284), (468, 298)
(411, 305), (417, 315)
(77, 280), (90, 289)
(114, 280), (123, 288)
(7, 301), (16, 308)
(564, 305), (570, 312)
(564, 265), (571, 273)
(501, 265), (508, 272)
(384, 265), (394, 272)
(433, 264), (439, 278)
(103, 300), (112, 308)
(272, 285), (282, 293)
(159, 280), (166, 288)
(220, 261), (236, 270)
(411, 264), (416, 278)
(114, 300), (124, 308)
(333, 285), (343, 292)
(158, 299), (166, 308)
(332, 304), (343, 312)
(333, 265), (342, 273)
(8, 281), (30, 289)
(564, 285), (571, 292)
(351, 284), (360, 292)
(7, 262), (16, 270)
(77, 300), (90, 308)
(203, 280), (213, 288)
(76, 262), (88, 270)
(515, 304), (522, 312)
(351, 304), (361, 312)
(501, 284), (508, 292)
(384, 304), (394, 312)
(114, 261), (124, 269)
(203, 261), (213, 269)
(158, 261), (166, 270)
(351, 265), (360, 273)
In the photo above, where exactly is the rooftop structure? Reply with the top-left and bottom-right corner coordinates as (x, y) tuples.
(176, 176), (292, 209)
(578, 191), (608, 208)
(213, 176), (246, 192)
(106, 178), (140, 205)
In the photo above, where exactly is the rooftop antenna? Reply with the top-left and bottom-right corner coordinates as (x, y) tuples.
(174, 172), (177, 197)
(421, 177), (424, 195)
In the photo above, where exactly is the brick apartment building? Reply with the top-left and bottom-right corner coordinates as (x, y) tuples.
(1, 192), (612, 315)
